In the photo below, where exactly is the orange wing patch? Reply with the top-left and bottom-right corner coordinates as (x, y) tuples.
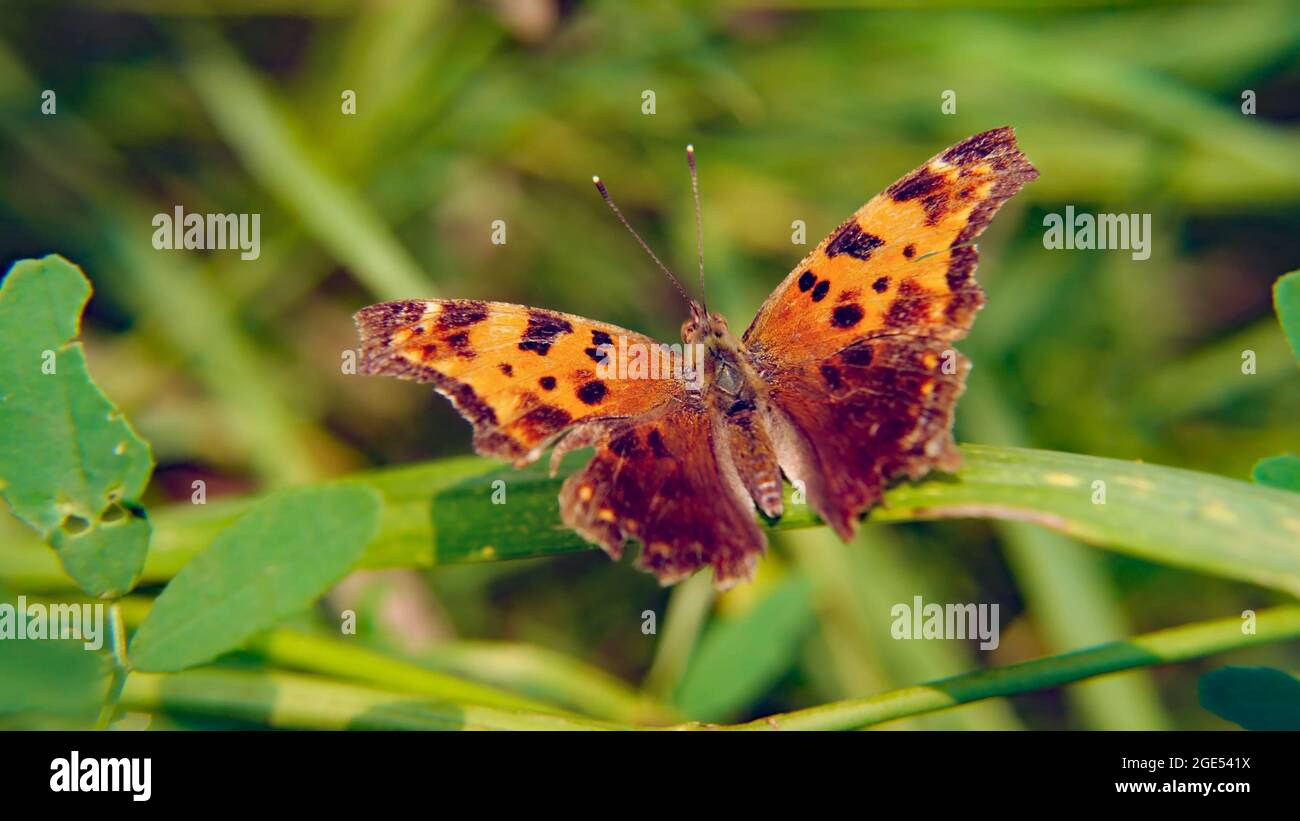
(743, 127), (1037, 364)
(356, 300), (677, 465)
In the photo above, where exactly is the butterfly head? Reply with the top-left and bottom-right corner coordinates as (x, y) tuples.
(682, 304), (737, 350)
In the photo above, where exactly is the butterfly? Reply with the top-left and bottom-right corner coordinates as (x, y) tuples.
(356, 127), (1038, 589)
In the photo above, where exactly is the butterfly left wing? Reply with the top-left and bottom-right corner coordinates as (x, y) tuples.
(743, 127), (1038, 538)
(357, 298), (767, 586)
(356, 299), (679, 465)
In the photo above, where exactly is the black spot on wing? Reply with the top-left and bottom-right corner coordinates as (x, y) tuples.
(820, 364), (842, 390)
(840, 341), (873, 366)
(447, 332), (475, 359)
(825, 221), (885, 260)
(798, 270), (816, 291)
(831, 304), (865, 329)
(888, 165), (946, 203)
(577, 380), (608, 405)
(608, 429), (643, 459)
(516, 404), (572, 440)
(518, 309), (574, 356)
(811, 280), (830, 302)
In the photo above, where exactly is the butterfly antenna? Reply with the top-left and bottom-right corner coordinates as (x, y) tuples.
(592, 175), (695, 309)
(687, 144), (706, 312)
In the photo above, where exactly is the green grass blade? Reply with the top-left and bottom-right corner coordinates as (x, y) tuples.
(673, 576), (816, 722)
(733, 605), (1300, 731)
(120, 669), (624, 731)
(176, 26), (432, 301)
(428, 444), (1300, 595)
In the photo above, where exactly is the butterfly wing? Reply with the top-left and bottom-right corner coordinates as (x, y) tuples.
(743, 127), (1038, 538)
(356, 299), (679, 465)
(557, 399), (766, 589)
(357, 298), (765, 586)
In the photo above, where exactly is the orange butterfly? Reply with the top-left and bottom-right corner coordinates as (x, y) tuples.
(356, 128), (1038, 588)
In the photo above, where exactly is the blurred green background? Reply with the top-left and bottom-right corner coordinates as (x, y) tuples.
(1, 0), (1298, 729)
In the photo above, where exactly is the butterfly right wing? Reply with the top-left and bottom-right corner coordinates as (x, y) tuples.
(742, 128), (1038, 539)
(558, 397), (767, 589)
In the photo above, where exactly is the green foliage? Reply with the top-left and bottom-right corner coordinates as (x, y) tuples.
(673, 577), (816, 722)
(1198, 666), (1300, 730)
(129, 486), (380, 672)
(1275, 271), (1300, 363)
(0, 256), (151, 597)
(1253, 455), (1300, 493)
(430, 444), (1300, 596)
(2, 2), (1299, 732)
(0, 636), (105, 720)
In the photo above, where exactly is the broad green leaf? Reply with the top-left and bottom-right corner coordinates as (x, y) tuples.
(129, 485), (381, 672)
(1275, 270), (1300, 363)
(673, 576), (815, 722)
(1252, 454), (1300, 493)
(0, 585), (106, 721)
(1198, 666), (1300, 730)
(0, 638), (106, 722)
(431, 451), (589, 564)
(0, 255), (152, 597)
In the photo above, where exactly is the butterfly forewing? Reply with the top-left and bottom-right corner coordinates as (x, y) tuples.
(744, 127), (1038, 538)
(356, 299), (678, 464)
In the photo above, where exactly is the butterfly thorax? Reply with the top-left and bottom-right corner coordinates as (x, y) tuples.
(682, 309), (785, 520)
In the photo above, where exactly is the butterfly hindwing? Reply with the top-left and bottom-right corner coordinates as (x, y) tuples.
(558, 400), (765, 588)
(764, 335), (970, 540)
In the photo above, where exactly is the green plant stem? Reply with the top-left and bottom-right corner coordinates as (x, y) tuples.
(94, 602), (129, 730)
(731, 605), (1300, 731)
(119, 670), (624, 731)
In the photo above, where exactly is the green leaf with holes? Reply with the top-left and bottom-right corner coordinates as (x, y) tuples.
(1275, 270), (1300, 363)
(129, 485), (381, 672)
(0, 255), (152, 597)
